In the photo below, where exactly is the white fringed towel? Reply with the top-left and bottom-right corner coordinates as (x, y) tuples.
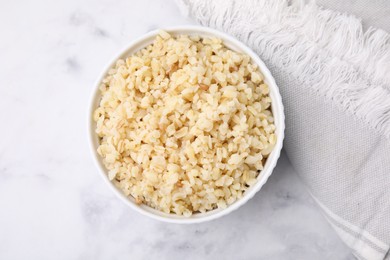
(176, 0), (390, 259)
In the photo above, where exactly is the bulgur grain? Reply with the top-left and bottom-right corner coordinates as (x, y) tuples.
(94, 31), (276, 216)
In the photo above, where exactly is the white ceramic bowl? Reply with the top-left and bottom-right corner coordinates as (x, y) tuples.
(88, 25), (285, 223)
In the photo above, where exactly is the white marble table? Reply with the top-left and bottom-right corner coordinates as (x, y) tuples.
(0, 0), (359, 259)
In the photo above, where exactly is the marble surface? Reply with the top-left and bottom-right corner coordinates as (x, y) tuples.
(0, 0), (355, 259)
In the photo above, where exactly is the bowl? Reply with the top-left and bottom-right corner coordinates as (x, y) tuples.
(88, 25), (285, 223)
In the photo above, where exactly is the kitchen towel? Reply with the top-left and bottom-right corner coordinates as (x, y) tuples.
(175, 0), (390, 259)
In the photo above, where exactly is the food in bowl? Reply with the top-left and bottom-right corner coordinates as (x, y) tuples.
(93, 30), (276, 216)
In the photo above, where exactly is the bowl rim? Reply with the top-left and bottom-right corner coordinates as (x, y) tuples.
(88, 25), (285, 224)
